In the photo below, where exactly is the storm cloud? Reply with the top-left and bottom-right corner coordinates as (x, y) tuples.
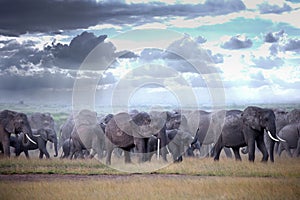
(0, 0), (246, 36)
(221, 35), (253, 50)
(258, 2), (292, 14)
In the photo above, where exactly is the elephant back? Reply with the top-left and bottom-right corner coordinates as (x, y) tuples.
(29, 112), (55, 130)
(287, 109), (300, 124)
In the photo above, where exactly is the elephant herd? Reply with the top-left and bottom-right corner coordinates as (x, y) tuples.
(0, 106), (299, 164)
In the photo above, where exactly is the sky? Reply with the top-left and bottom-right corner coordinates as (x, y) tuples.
(0, 0), (300, 110)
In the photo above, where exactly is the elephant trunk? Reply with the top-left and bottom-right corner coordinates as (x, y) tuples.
(191, 128), (200, 145)
(21, 120), (37, 146)
(266, 122), (277, 162)
(53, 138), (58, 157)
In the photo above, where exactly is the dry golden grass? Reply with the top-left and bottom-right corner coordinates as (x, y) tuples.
(0, 175), (299, 200)
(0, 155), (299, 199)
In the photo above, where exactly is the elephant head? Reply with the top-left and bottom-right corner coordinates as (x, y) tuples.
(242, 106), (284, 162)
(1, 110), (35, 147)
(129, 111), (152, 138)
(35, 128), (58, 157)
(242, 107), (279, 142)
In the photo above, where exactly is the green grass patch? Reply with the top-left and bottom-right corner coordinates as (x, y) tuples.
(1, 156), (299, 178)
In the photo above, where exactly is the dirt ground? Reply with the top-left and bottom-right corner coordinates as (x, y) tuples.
(0, 173), (203, 182)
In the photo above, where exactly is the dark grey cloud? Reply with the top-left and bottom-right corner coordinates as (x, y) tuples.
(164, 36), (221, 74)
(0, 70), (74, 90)
(195, 36), (207, 44)
(221, 35), (253, 49)
(264, 30), (284, 43)
(251, 56), (284, 69)
(0, 31), (117, 71)
(282, 38), (300, 53)
(45, 31), (117, 69)
(207, 50), (224, 64)
(258, 2), (292, 14)
(267, 33), (300, 54)
(0, 39), (45, 70)
(0, 0), (246, 36)
(0, 31), (120, 91)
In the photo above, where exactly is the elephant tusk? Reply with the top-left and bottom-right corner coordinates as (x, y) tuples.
(276, 134), (286, 142)
(267, 130), (279, 142)
(33, 134), (40, 137)
(26, 134), (37, 144)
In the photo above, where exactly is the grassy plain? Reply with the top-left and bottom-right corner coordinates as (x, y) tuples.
(0, 103), (300, 199)
(0, 156), (299, 200)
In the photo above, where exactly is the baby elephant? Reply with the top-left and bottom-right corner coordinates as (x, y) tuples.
(147, 129), (194, 162)
(278, 123), (300, 157)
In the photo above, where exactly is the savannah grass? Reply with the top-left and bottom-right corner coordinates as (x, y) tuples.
(0, 156), (299, 199)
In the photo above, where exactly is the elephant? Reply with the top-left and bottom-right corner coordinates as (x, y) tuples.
(277, 123), (300, 157)
(58, 114), (75, 149)
(0, 110), (35, 157)
(60, 138), (73, 159)
(105, 111), (155, 165)
(11, 128), (58, 158)
(213, 107), (281, 162)
(60, 138), (89, 159)
(186, 110), (233, 158)
(245, 108), (300, 160)
(28, 112), (57, 157)
(69, 109), (105, 160)
(99, 113), (114, 132)
(147, 129), (195, 162)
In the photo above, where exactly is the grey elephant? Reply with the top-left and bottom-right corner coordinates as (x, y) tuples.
(105, 111), (154, 165)
(58, 114), (75, 149)
(214, 107), (281, 162)
(0, 110), (35, 157)
(11, 128), (58, 158)
(69, 109), (105, 160)
(60, 138), (89, 159)
(186, 110), (233, 158)
(147, 129), (195, 162)
(28, 112), (57, 157)
(244, 108), (300, 160)
(60, 138), (73, 159)
(277, 123), (300, 157)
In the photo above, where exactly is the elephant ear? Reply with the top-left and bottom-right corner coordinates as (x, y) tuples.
(0, 110), (15, 133)
(242, 107), (262, 131)
(39, 129), (48, 141)
(4, 119), (15, 133)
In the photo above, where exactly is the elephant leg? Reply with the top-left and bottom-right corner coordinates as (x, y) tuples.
(124, 150), (131, 163)
(232, 147), (241, 161)
(39, 151), (44, 159)
(278, 143), (284, 157)
(224, 147), (233, 158)
(2, 138), (10, 157)
(106, 148), (113, 165)
(88, 150), (94, 159)
(247, 138), (256, 162)
(274, 142), (279, 155)
(282, 142), (292, 157)
(213, 138), (223, 161)
(256, 135), (269, 162)
(24, 150), (30, 158)
(39, 141), (50, 159)
(294, 138), (300, 157)
(209, 144), (215, 157)
(158, 129), (168, 162)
